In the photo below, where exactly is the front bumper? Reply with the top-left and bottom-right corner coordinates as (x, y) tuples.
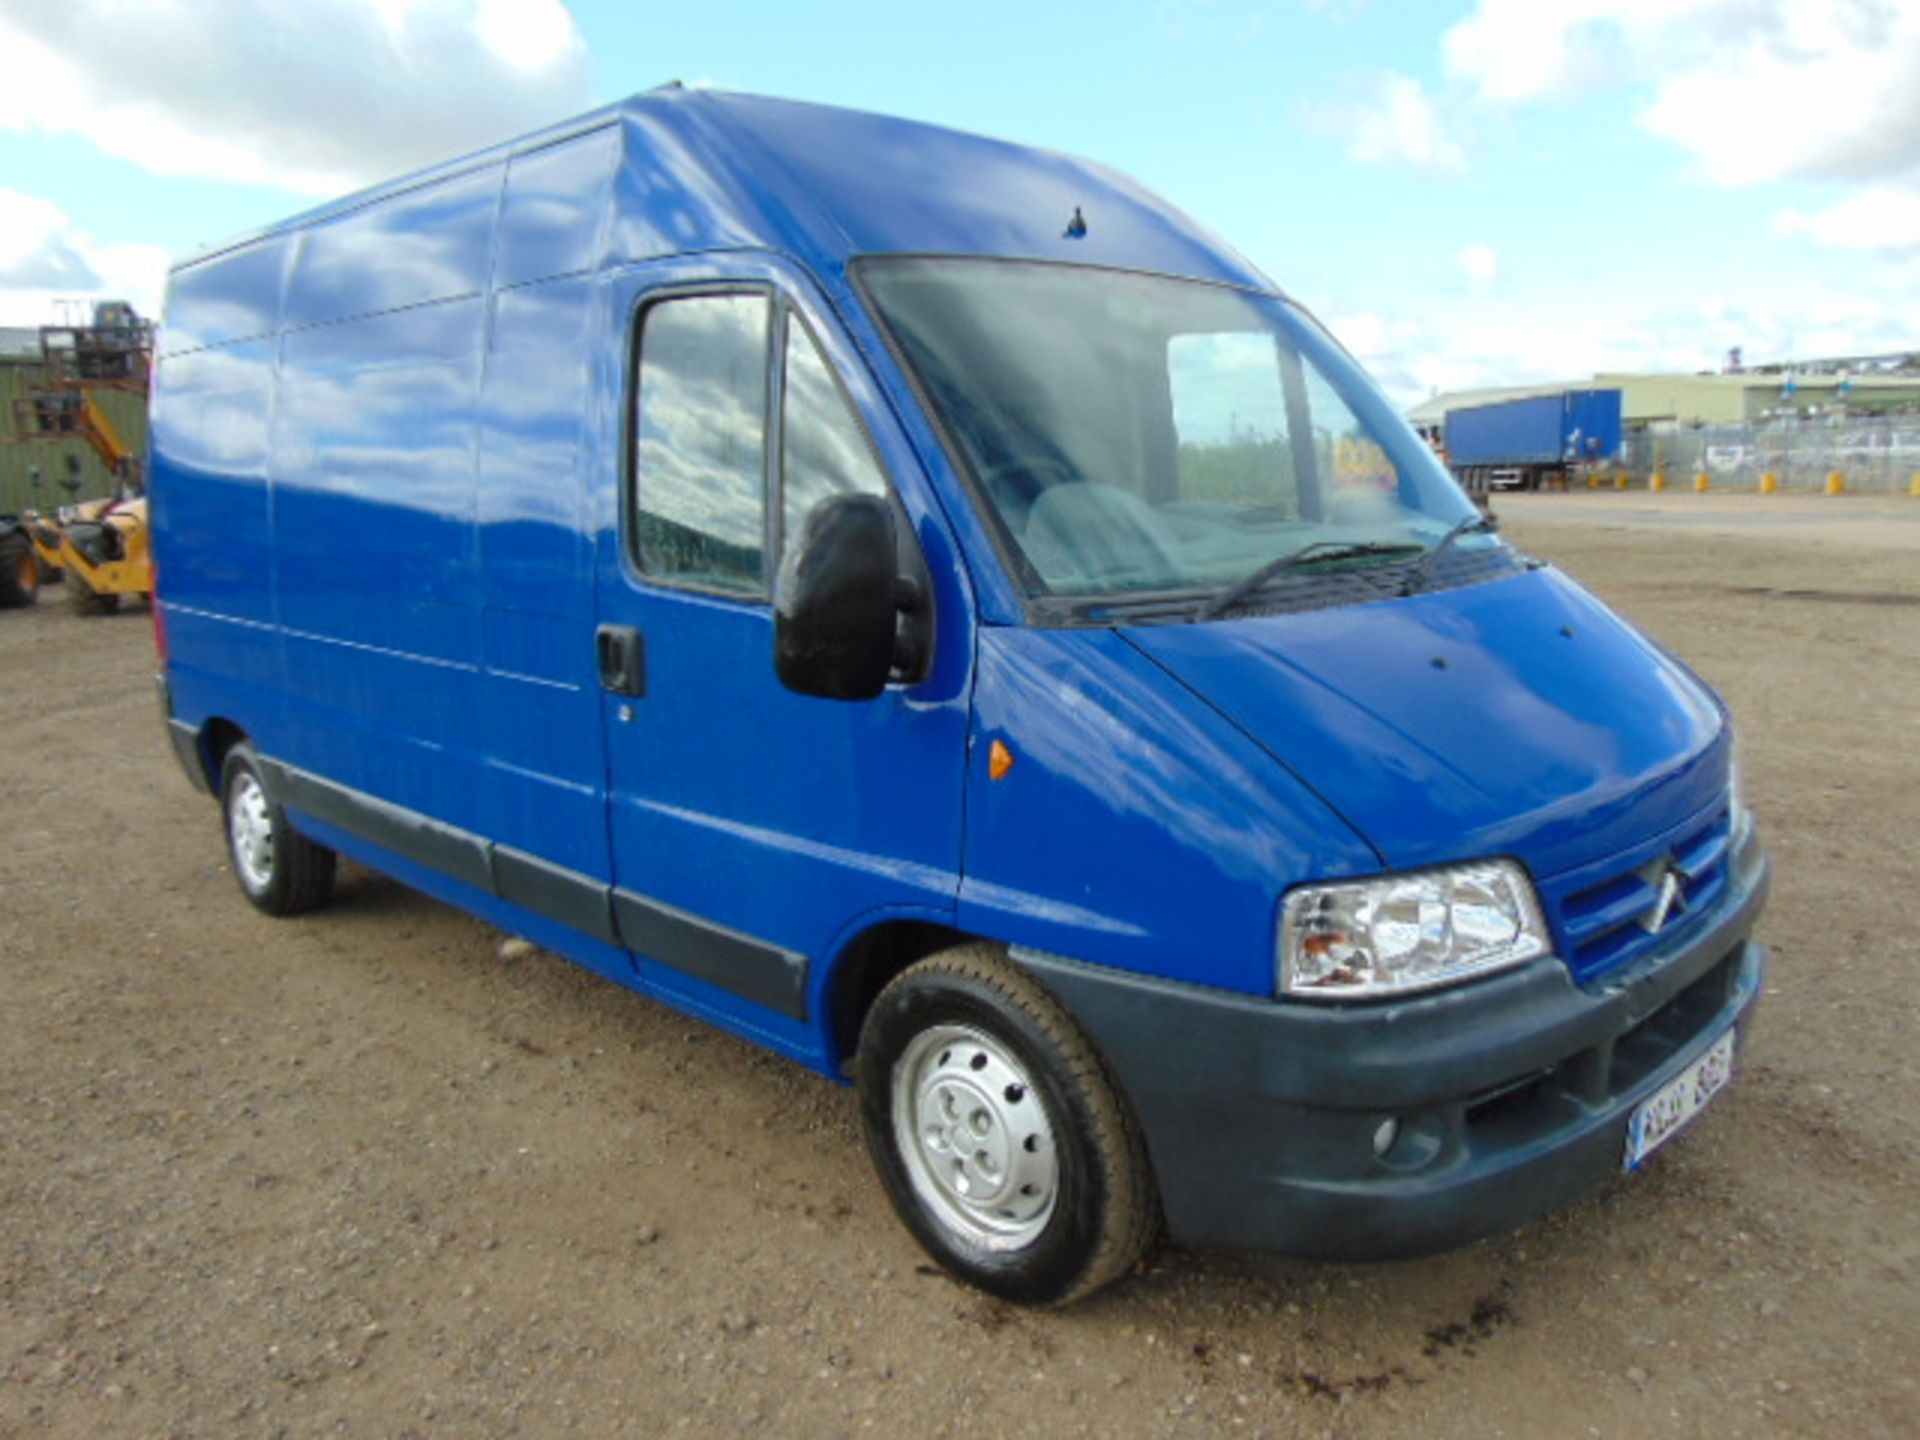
(1017, 826), (1770, 1259)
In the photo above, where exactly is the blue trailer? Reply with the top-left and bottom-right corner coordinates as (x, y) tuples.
(150, 87), (1766, 1305)
(1447, 388), (1623, 491)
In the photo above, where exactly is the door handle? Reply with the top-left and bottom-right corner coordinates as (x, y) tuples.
(596, 624), (646, 696)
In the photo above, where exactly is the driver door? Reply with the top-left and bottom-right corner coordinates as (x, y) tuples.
(593, 257), (967, 1051)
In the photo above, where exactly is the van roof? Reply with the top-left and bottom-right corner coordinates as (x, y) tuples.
(176, 87), (1272, 292)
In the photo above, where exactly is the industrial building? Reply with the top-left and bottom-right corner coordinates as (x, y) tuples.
(1411, 356), (1920, 496)
(1411, 360), (1920, 438)
(0, 310), (151, 515)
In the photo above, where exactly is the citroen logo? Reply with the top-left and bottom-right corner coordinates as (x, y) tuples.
(1643, 863), (1690, 934)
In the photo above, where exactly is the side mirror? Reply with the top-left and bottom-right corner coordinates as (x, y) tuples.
(776, 494), (903, 701)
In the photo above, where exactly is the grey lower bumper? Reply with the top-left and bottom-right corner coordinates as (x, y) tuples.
(1018, 831), (1771, 1260)
(156, 676), (212, 795)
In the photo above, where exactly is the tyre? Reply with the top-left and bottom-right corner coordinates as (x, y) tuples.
(220, 743), (337, 916)
(857, 945), (1158, 1306)
(68, 571), (119, 615)
(29, 523), (65, 582)
(0, 527), (37, 608)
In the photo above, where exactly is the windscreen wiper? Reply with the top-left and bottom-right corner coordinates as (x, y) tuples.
(1196, 540), (1424, 621)
(1401, 512), (1499, 596)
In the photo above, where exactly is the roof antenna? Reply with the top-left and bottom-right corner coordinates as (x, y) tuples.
(1063, 206), (1087, 240)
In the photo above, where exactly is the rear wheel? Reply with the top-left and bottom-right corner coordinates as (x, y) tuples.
(0, 528), (37, 608)
(857, 945), (1159, 1306)
(221, 744), (337, 916)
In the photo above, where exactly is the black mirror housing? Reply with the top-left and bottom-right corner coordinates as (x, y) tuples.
(775, 494), (901, 701)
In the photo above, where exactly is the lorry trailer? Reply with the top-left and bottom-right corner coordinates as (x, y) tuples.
(1447, 388), (1623, 491)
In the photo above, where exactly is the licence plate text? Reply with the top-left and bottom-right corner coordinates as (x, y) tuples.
(1624, 1026), (1736, 1170)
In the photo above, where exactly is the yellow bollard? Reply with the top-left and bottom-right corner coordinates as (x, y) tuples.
(1759, 471), (1779, 494)
(1650, 470), (1667, 493)
(1587, 471), (1601, 490)
(1614, 471), (1629, 490)
(1825, 471), (1846, 496)
(1694, 471), (1710, 493)
(1909, 471), (1920, 498)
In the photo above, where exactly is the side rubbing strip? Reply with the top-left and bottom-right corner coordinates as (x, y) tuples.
(613, 888), (810, 1021)
(493, 845), (617, 946)
(258, 759), (493, 894)
(248, 755), (808, 1021)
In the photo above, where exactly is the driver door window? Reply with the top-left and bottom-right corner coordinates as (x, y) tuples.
(632, 293), (771, 597)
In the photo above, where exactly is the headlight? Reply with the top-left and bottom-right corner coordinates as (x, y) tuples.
(1279, 860), (1549, 1000)
(1728, 740), (1753, 845)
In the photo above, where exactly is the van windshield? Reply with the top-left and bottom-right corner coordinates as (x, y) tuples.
(860, 258), (1496, 614)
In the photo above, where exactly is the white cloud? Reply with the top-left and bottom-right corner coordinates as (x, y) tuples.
(473, 0), (580, 72)
(1442, 0), (1920, 186)
(1307, 72), (1467, 174)
(1775, 187), (1920, 253)
(0, 0), (591, 198)
(1458, 242), (1501, 289)
(1638, 3), (1920, 185)
(1442, 0), (1614, 104)
(0, 191), (99, 291)
(0, 189), (170, 325)
(1291, 2), (1919, 398)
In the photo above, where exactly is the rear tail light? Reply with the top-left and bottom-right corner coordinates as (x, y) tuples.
(151, 559), (168, 663)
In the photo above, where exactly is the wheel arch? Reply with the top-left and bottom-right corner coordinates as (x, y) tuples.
(194, 716), (250, 795)
(823, 917), (978, 1073)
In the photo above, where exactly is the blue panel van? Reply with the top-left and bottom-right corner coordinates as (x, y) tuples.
(152, 87), (1769, 1305)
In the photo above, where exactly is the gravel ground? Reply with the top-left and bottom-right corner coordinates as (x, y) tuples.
(1, 494), (1915, 1438)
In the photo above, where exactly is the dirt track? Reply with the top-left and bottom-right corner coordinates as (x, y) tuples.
(2, 495), (1916, 1438)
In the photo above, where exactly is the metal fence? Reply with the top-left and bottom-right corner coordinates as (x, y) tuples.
(1622, 415), (1920, 494)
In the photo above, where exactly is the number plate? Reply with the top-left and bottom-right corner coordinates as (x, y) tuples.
(1624, 1026), (1736, 1170)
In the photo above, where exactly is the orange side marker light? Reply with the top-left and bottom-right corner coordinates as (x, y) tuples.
(988, 739), (1015, 781)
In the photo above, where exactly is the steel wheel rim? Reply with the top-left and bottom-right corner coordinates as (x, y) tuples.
(228, 773), (275, 891)
(891, 1023), (1059, 1252)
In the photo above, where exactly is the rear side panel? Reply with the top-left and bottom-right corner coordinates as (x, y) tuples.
(472, 127), (622, 879)
(474, 273), (608, 878)
(271, 296), (490, 829)
(157, 129), (627, 888)
(150, 238), (291, 747)
(265, 160), (499, 828)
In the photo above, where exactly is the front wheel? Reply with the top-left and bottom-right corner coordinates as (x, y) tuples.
(221, 744), (337, 916)
(68, 571), (118, 615)
(857, 945), (1159, 1306)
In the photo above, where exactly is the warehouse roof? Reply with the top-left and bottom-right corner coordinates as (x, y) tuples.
(1406, 381), (1581, 426)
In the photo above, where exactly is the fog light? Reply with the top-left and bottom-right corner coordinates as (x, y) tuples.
(1371, 1118), (1401, 1158)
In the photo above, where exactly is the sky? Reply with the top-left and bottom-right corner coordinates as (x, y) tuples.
(1, 0), (1915, 406)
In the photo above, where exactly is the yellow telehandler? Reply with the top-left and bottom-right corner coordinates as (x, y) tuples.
(5, 302), (155, 614)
